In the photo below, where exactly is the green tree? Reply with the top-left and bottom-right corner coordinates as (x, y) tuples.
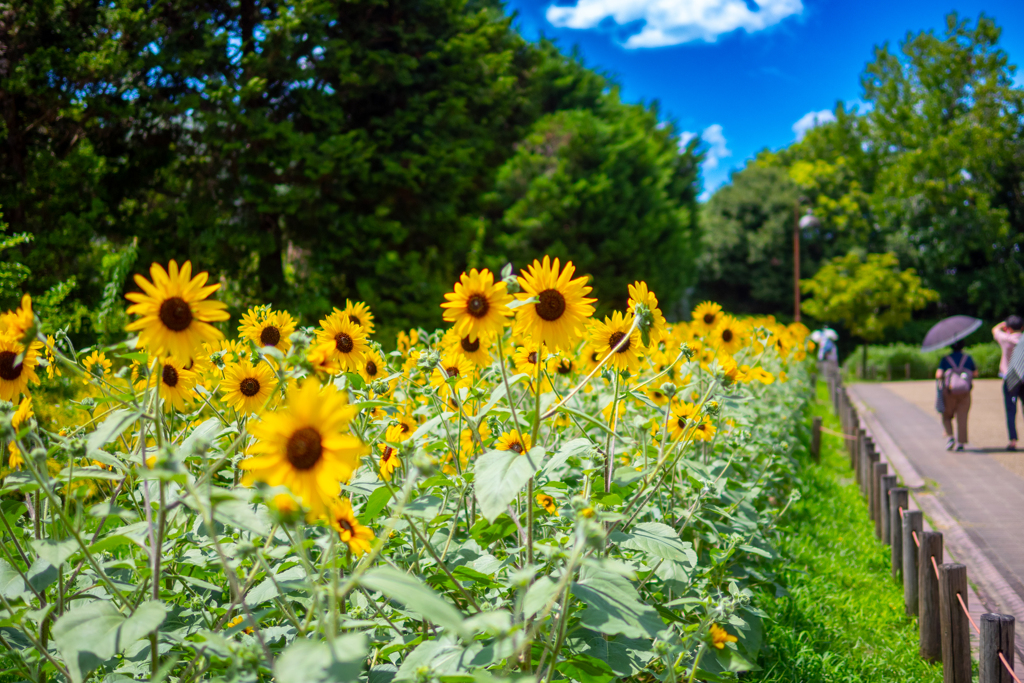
(484, 100), (701, 317)
(801, 251), (938, 373)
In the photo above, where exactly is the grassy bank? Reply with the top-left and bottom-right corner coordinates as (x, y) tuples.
(749, 382), (942, 682)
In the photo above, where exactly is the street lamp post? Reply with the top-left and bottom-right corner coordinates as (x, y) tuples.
(793, 203), (820, 323)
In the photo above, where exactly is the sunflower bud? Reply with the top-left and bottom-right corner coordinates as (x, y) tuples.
(702, 400), (720, 417)
(633, 301), (654, 347)
(679, 343), (695, 360)
(418, 350), (440, 370)
(659, 382), (677, 399)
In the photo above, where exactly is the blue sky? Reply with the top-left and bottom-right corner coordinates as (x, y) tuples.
(502, 0), (1024, 198)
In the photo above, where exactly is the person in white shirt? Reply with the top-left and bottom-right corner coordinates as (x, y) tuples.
(993, 316), (1024, 450)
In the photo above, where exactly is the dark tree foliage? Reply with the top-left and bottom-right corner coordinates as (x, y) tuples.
(0, 0), (701, 341)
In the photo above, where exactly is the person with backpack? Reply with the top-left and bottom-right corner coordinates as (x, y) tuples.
(935, 340), (978, 451)
(993, 315), (1024, 450)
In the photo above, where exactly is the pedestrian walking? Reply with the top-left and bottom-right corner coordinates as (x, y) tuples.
(936, 340), (978, 451)
(993, 315), (1024, 450)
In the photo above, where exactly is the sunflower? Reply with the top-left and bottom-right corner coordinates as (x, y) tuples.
(495, 429), (532, 454)
(691, 301), (723, 336)
(548, 354), (576, 377)
(221, 360), (278, 414)
(441, 269), (513, 342)
(359, 347), (387, 384)
(240, 380), (366, 517)
(589, 311), (643, 374)
(8, 443), (24, 470)
(709, 624), (738, 650)
(82, 350), (113, 383)
(313, 312), (369, 373)
(692, 418), (718, 442)
(385, 414), (418, 443)
(125, 260), (229, 363)
(378, 443), (401, 481)
(668, 401), (699, 441)
(459, 422), (492, 457)
(0, 333), (41, 402)
(645, 386), (671, 407)
(627, 281), (667, 346)
(580, 344), (605, 374)
(536, 493), (559, 516)
(452, 332), (493, 367)
(43, 335), (61, 379)
(11, 396), (33, 430)
(0, 294), (34, 338)
(710, 316), (745, 355)
(396, 329), (420, 353)
(514, 257), (596, 351)
(326, 498), (375, 556)
(203, 338), (248, 375)
(239, 307), (296, 354)
(340, 300), (376, 335)
(149, 357), (198, 412)
(430, 351), (474, 399)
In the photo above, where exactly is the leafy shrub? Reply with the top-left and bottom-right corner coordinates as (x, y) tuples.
(842, 342), (1001, 381)
(0, 260), (813, 682)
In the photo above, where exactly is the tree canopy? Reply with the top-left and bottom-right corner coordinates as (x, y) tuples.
(0, 0), (702, 341)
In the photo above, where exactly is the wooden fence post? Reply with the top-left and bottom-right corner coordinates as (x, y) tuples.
(880, 475), (897, 544)
(871, 462), (887, 533)
(810, 416), (822, 463)
(920, 530), (944, 661)
(859, 434), (874, 495)
(939, 563), (970, 683)
(904, 510), (923, 616)
(866, 446), (880, 503)
(889, 488), (908, 579)
(980, 613), (1015, 683)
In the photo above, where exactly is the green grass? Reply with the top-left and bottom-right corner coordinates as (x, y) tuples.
(748, 382), (942, 682)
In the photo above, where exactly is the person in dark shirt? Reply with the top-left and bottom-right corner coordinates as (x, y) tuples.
(935, 340), (978, 451)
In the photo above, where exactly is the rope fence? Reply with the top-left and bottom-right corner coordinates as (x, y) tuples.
(818, 359), (1018, 683)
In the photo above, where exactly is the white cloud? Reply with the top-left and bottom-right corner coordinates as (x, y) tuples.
(546, 0), (803, 49)
(791, 109), (835, 141)
(700, 123), (731, 170)
(678, 130), (698, 147)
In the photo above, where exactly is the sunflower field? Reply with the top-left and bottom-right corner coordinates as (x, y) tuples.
(0, 256), (812, 683)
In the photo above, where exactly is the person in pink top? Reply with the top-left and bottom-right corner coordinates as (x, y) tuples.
(994, 316), (1024, 450)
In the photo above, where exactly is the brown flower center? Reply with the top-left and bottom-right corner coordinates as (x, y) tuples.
(159, 297), (193, 332)
(721, 329), (733, 343)
(286, 427), (322, 470)
(348, 315), (362, 326)
(260, 325), (281, 347)
(460, 336), (480, 353)
(0, 351), (23, 381)
(535, 289), (567, 321)
(382, 446), (395, 462)
(556, 360), (572, 375)
(528, 351), (537, 364)
(162, 364), (179, 387)
(703, 313), (715, 325)
(446, 366), (459, 378)
(365, 360), (378, 376)
(510, 441), (524, 454)
(609, 331), (630, 353)
(335, 332), (354, 353)
(467, 294), (489, 318)
(240, 377), (261, 396)
(336, 518), (354, 534)
(677, 417), (687, 429)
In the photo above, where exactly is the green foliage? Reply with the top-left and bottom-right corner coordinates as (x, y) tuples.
(801, 252), (938, 341)
(0, 213), (32, 307)
(841, 342), (1001, 381)
(749, 387), (942, 682)
(0, 0), (700, 342)
(484, 102), (702, 317)
(705, 12), (1024, 321)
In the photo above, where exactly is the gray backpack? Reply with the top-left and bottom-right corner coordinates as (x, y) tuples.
(944, 355), (973, 395)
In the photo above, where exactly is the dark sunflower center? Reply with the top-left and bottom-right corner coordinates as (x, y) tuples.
(467, 294), (489, 318)
(366, 360), (378, 376)
(240, 377), (261, 396)
(400, 422), (410, 434)
(162, 364), (179, 388)
(286, 427), (323, 470)
(510, 442), (524, 454)
(653, 391), (664, 399)
(528, 351), (537, 364)
(703, 313), (715, 325)
(557, 360), (572, 375)
(0, 351), (23, 381)
(609, 331), (630, 353)
(260, 326), (281, 347)
(535, 289), (567, 321)
(348, 315), (361, 326)
(721, 329), (733, 343)
(336, 518), (354, 534)
(159, 297), (193, 332)
(591, 352), (601, 362)
(335, 332), (354, 353)
(445, 366), (459, 378)
(677, 417), (687, 429)
(461, 336), (480, 353)
(382, 446), (394, 462)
